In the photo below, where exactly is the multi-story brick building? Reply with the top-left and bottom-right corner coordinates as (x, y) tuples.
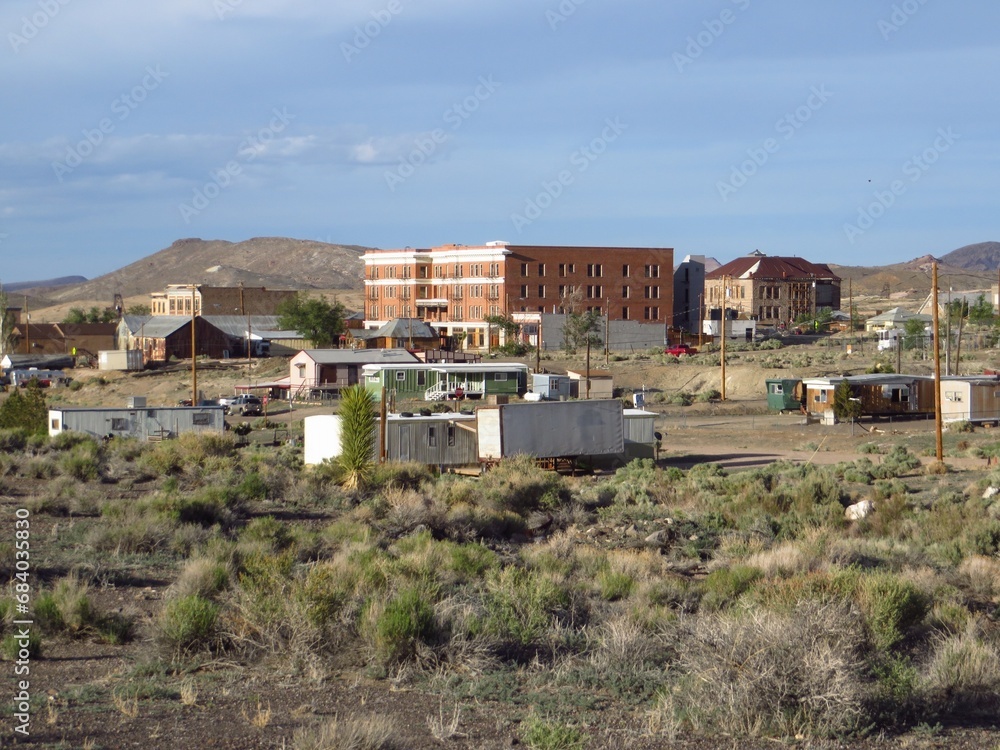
(704, 251), (841, 328)
(361, 242), (674, 349)
(150, 284), (296, 317)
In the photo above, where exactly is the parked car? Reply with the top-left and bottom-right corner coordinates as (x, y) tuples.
(665, 344), (697, 357)
(220, 394), (262, 416)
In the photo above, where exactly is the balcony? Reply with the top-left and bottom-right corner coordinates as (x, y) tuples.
(415, 298), (449, 308)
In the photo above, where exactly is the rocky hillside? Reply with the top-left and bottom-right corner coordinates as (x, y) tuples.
(940, 241), (1000, 272)
(31, 237), (372, 304)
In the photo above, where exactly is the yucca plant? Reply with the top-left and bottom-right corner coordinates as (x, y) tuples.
(338, 385), (377, 491)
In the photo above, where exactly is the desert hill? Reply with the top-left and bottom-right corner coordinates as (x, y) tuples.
(940, 241), (1000, 272)
(831, 253), (994, 299)
(29, 237), (372, 305)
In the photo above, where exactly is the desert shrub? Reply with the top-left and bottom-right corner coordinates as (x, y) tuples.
(695, 389), (721, 403)
(607, 459), (674, 505)
(292, 714), (397, 750)
(369, 461), (435, 492)
(482, 567), (571, 649)
(950, 420), (975, 434)
(152, 484), (242, 528)
(700, 565), (763, 611)
(58, 442), (102, 481)
(875, 445), (922, 479)
(858, 442), (884, 455)
(652, 601), (869, 738)
(921, 619), (1000, 713)
(521, 715), (587, 750)
(240, 516), (293, 552)
(0, 428), (29, 453)
(851, 571), (929, 652)
(86, 516), (174, 554)
(170, 557), (231, 600)
(1, 629), (41, 660)
(667, 391), (693, 406)
(479, 455), (569, 516)
(0, 384), (47, 434)
(363, 585), (437, 663)
(157, 595), (219, 653)
(48, 576), (93, 633)
(235, 471), (269, 501)
(596, 570), (635, 602)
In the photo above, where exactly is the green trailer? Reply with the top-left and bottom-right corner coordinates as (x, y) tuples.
(363, 362), (529, 401)
(765, 378), (804, 413)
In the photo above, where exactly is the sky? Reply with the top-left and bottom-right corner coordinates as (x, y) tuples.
(1, 0), (998, 283)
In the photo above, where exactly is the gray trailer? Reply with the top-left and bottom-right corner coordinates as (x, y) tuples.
(477, 400), (625, 462)
(49, 405), (226, 441)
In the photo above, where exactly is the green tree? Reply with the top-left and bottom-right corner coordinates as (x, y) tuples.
(63, 307), (87, 324)
(337, 385), (376, 491)
(0, 381), (48, 434)
(563, 310), (602, 354)
(902, 318), (925, 351)
(833, 379), (861, 423)
(967, 293), (993, 327)
(484, 314), (527, 355)
(64, 307), (116, 324)
(126, 304), (151, 316)
(276, 294), (345, 348)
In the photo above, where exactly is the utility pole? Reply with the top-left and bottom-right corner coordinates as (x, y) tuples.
(604, 299), (610, 366)
(848, 278), (854, 351)
(190, 286), (198, 406)
(720, 276), (727, 401)
(535, 316), (542, 373)
(932, 263), (943, 463)
(23, 295), (29, 353)
(697, 292), (703, 348)
(946, 286), (952, 377)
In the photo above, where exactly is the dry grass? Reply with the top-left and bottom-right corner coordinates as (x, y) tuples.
(957, 555), (1000, 600)
(922, 618), (1000, 710)
(292, 713), (397, 750)
(242, 699), (272, 728)
(426, 701), (464, 742)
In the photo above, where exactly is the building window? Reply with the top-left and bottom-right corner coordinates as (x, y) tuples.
(537, 263), (545, 277)
(192, 413), (211, 426)
(814, 391), (829, 403)
(622, 307), (629, 320)
(488, 284), (499, 299)
(519, 285), (528, 298)
(586, 285), (603, 299)
(447, 424), (456, 446)
(558, 263), (567, 277)
(622, 286), (630, 299)
(587, 263), (603, 278)
(402, 266), (411, 278)
(643, 307), (659, 320)
(372, 267), (380, 279)
(488, 305), (501, 316)
(494, 372), (508, 381)
(622, 264), (630, 277)
(455, 264), (463, 277)
(521, 263), (529, 276)
(50, 418), (60, 431)
(770, 383), (784, 394)
(428, 426), (437, 447)
(453, 306), (463, 319)
(489, 262), (500, 277)
(417, 371), (426, 386)
(538, 285), (545, 298)
(644, 264), (660, 278)
(644, 286), (660, 299)
(371, 305), (379, 319)
(111, 418), (130, 431)
(434, 266), (443, 278)
(387, 266), (396, 278)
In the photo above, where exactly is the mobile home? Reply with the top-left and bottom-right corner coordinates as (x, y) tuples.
(477, 399), (625, 461)
(801, 374), (935, 420)
(49, 405), (226, 440)
(765, 378), (805, 413)
(940, 375), (1000, 424)
(363, 362), (529, 401)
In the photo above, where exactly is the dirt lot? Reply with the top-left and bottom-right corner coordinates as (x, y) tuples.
(5, 345), (1000, 749)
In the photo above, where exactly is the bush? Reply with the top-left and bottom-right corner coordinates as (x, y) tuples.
(364, 586), (437, 664)
(653, 601), (868, 738)
(479, 455), (568, 516)
(853, 571), (928, 652)
(521, 715), (587, 750)
(157, 595), (219, 653)
(292, 714), (397, 750)
(483, 567), (571, 648)
(921, 619), (1000, 712)
(667, 392), (694, 406)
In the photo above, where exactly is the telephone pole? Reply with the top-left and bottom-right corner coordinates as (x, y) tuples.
(720, 276), (727, 401)
(932, 263), (943, 463)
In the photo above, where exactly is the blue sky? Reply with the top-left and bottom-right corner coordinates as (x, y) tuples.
(2, 0), (998, 283)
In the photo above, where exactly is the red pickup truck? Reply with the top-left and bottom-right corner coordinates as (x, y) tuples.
(665, 344), (697, 357)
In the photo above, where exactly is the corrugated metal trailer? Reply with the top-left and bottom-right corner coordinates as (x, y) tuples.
(477, 400), (625, 461)
(941, 376), (1000, 424)
(48, 406), (226, 440)
(623, 408), (658, 460)
(98, 349), (143, 371)
(304, 412), (477, 467)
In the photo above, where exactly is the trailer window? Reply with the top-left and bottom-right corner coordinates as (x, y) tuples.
(447, 424), (456, 446)
(428, 426), (437, 447)
(494, 372), (508, 381)
(192, 413), (211, 426)
(50, 418), (60, 431)
(396, 371), (406, 381)
(770, 384), (783, 394)
(111, 418), (129, 431)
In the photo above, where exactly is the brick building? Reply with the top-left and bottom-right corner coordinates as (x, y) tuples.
(150, 284), (296, 317)
(704, 251), (841, 328)
(361, 242), (673, 349)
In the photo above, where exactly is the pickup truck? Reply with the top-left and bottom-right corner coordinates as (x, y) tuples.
(665, 344), (697, 357)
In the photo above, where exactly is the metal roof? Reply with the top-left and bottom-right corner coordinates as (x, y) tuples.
(298, 348), (420, 365)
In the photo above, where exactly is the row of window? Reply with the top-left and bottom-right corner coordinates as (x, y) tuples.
(514, 284), (662, 300)
(520, 263), (662, 278)
(371, 285), (503, 300)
